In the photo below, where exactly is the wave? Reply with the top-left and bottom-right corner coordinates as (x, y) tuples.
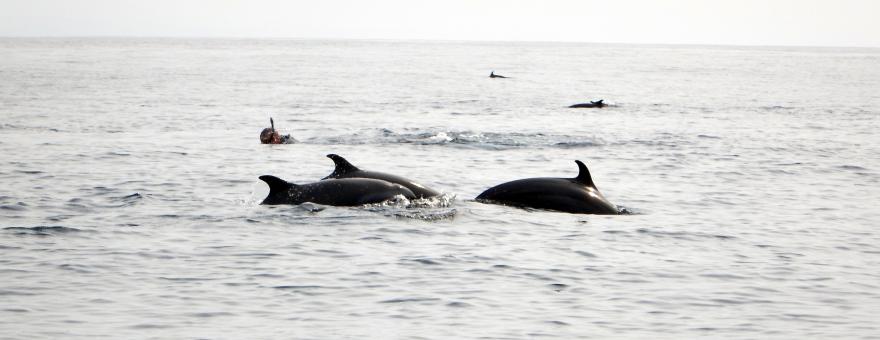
(759, 105), (798, 111)
(258, 194), (459, 221)
(0, 203), (28, 211)
(306, 128), (603, 150)
(3, 225), (88, 236)
(0, 123), (63, 132)
(836, 165), (868, 171)
(363, 194), (458, 221)
(357, 193), (454, 209)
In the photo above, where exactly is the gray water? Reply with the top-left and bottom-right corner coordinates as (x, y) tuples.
(1, 38), (879, 339)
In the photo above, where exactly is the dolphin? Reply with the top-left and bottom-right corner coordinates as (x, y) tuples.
(490, 71), (508, 78)
(569, 99), (605, 108)
(259, 175), (415, 206)
(322, 154), (441, 198)
(475, 160), (619, 214)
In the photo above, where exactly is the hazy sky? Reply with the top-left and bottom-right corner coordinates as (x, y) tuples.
(1, 0), (877, 47)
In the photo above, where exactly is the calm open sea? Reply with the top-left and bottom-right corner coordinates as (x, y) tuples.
(1, 38), (879, 339)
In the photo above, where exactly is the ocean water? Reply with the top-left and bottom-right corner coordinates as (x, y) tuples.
(1, 38), (879, 339)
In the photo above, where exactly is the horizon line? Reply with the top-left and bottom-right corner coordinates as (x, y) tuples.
(1, 35), (878, 50)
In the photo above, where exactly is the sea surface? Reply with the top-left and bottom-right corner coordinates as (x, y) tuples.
(1, 38), (879, 339)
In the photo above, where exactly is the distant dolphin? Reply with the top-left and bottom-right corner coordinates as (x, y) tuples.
(476, 160), (619, 214)
(489, 71), (508, 79)
(569, 99), (605, 108)
(259, 175), (415, 206)
(322, 154), (440, 198)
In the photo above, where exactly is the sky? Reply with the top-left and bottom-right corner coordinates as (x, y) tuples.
(0, 0), (878, 47)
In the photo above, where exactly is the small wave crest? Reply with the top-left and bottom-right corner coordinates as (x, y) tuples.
(364, 194), (458, 221)
(4, 225), (88, 236)
(759, 105), (797, 111)
(308, 128), (602, 150)
(360, 193), (455, 209)
(616, 206), (640, 215)
(0, 202), (29, 211)
(259, 194), (458, 221)
(837, 165), (868, 171)
(0, 123), (64, 132)
(634, 228), (736, 241)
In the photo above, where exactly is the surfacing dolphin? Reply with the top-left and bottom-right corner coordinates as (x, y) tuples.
(569, 99), (605, 108)
(322, 154), (440, 198)
(489, 71), (508, 79)
(476, 160), (619, 214)
(259, 175), (415, 206)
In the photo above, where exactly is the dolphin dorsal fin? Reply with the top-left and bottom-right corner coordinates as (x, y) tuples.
(259, 175), (293, 193)
(323, 154), (360, 179)
(574, 160), (596, 188)
(259, 175), (298, 204)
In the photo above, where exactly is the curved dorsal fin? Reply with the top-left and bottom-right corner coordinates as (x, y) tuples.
(574, 160), (596, 188)
(259, 175), (297, 205)
(323, 154), (360, 179)
(259, 175), (293, 193)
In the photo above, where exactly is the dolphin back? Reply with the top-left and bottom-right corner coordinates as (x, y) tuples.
(476, 178), (618, 214)
(298, 178), (416, 206)
(475, 160), (618, 215)
(351, 171), (440, 198)
(260, 176), (415, 206)
(323, 154), (440, 198)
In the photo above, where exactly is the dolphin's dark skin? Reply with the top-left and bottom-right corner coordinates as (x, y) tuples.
(569, 99), (605, 108)
(475, 160), (619, 215)
(489, 71), (508, 78)
(259, 175), (415, 206)
(321, 154), (441, 198)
